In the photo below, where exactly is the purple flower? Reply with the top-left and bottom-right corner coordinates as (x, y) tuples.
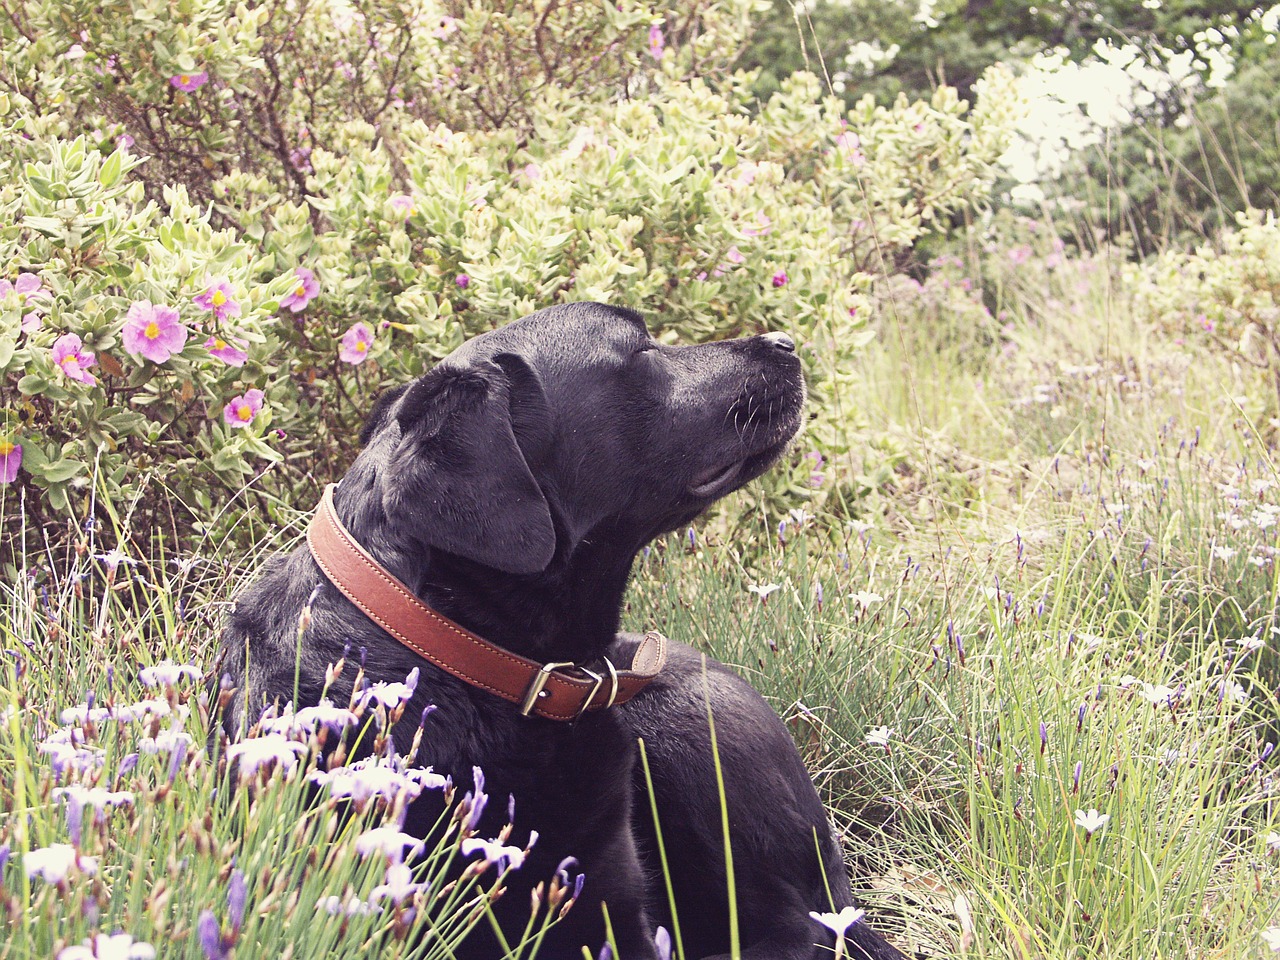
(358, 667), (419, 709)
(646, 23), (665, 60)
(371, 862), (425, 905)
(197, 909), (226, 960)
(262, 699), (359, 737)
(204, 335), (248, 367)
(339, 322), (375, 364)
(21, 312), (41, 334)
(310, 757), (447, 804)
(53, 784), (134, 817)
(355, 827), (427, 862)
(0, 440), (21, 483)
(139, 659), (202, 688)
(137, 729), (193, 755)
(654, 927), (672, 960)
(454, 273), (470, 289)
(279, 267), (319, 312)
(772, 271), (789, 288)
(52, 334), (98, 385)
(223, 389), (265, 429)
(809, 906), (866, 940)
(122, 301), (188, 364)
(193, 280), (241, 320)
(170, 71), (208, 92)
(459, 836), (529, 871)
(224, 734), (307, 779)
(24, 843), (98, 883)
(228, 869), (247, 931)
(58, 933), (156, 960)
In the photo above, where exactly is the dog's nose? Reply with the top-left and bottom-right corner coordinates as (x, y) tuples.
(760, 331), (796, 353)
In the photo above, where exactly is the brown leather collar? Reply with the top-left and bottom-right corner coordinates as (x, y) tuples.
(305, 484), (666, 722)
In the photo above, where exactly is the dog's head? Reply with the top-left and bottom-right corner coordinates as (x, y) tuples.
(357, 302), (805, 574)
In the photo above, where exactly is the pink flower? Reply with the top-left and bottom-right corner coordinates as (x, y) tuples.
(390, 195), (416, 219)
(0, 440), (20, 483)
(725, 246), (745, 265)
(772, 272), (789, 288)
(339, 322), (375, 364)
(22, 313), (41, 334)
(743, 213), (773, 237)
(835, 131), (865, 166)
(169, 71), (208, 92)
(647, 23), (665, 60)
(280, 267), (319, 313)
(223, 389), (265, 429)
(1008, 245), (1032, 265)
(193, 280), (241, 320)
(122, 301), (187, 364)
(455, 274), (470, 289)
(0, 273), (46, 302)
(52, 334), (97, 385)
(205, 336), (248, 367)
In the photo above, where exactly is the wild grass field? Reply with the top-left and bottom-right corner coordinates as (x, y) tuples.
(4, 1), (1280, 958)
(7, 234), (1280, 958)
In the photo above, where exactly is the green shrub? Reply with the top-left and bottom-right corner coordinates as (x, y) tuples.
(0, 1), (1018, 551)
(1130, 209), (1280, 411)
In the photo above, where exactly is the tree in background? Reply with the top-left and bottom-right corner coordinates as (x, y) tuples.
(743, 0), (1264, 106)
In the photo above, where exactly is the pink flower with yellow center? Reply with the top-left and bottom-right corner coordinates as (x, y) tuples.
(122, 301), (188, 364)
(170, 71), (208, 92)
(339, 322), (375, 364)
(204, 335), (249, 367)
(280, 267), (319, 313)
(0, 440), (21, 483)
(389, 195), (416, 220)
(193, 280), (241, 321)
(223, 389), (265, 429)
(647, 23), (665, 60)
(51, 334), (97, 385)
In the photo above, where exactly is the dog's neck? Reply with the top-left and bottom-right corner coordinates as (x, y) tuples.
(331, 474), (636, 664)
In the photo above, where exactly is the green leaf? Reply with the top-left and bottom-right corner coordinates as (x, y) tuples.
(27, 176), (56, 200)
(36, 459), (85, 483)
(99, 151), (123, 188)
(211, 446), (248, 474)
(17, 374), (49, 396)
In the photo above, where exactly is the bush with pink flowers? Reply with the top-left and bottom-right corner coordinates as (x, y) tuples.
(0, 0), (1019, 548)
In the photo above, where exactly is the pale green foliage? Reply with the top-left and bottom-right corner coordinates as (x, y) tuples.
(1132, 210), (1280, 407)
(0, 0), (1018, 542)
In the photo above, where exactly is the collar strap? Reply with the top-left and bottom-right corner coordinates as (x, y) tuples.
(305, 484), (666, 722)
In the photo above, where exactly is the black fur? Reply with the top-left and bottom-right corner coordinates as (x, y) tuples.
(216, 302), (905, 959)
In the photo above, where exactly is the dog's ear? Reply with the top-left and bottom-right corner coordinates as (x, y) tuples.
(360, 384), (410, 446)
(383, 356), (555, 575)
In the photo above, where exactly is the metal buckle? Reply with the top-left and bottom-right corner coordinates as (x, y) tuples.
(518, 661), (576, 716)
(573, 666), (605, 720)
(519, 657), (622, 719)
(600, 657), (620, 710)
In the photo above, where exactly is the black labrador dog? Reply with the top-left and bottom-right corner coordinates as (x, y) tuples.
(216, 302), (904, 960)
